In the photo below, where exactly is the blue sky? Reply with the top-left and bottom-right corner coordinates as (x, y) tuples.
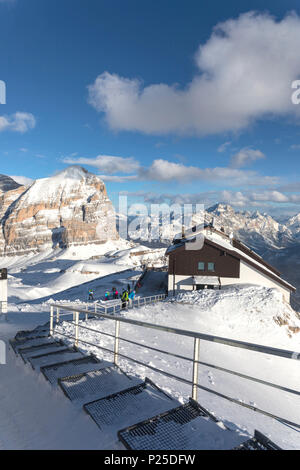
(1, 0), (300, 216)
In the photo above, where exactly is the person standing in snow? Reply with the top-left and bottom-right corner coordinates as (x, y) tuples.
(121, 290), (129, 309)
(88, 289), (94, 301)
(128, 290), (136, 307)
(104, 290), (110, 301)
(113, 288), (119, 299)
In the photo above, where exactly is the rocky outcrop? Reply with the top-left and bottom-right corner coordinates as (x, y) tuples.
(0, 185), (27, 254)
(0, 174), (21, 192)
(0, 166), (118, 255)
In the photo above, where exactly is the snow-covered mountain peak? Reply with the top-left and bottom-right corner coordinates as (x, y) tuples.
(0, 166), (118, 255)
(287, 213), (300, 234)
(207, 203), (235, 215)
(53, 165), (91, 181)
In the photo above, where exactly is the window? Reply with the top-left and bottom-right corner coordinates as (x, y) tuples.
(198, 262), (205, 271)
(208, 262), (215, 272)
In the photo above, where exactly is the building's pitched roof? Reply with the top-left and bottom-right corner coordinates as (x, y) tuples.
(166, 227), (296, 292)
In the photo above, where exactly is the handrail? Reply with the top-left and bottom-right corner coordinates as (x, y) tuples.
(50, 303), (300, 360)
(49, 302), (300, 430)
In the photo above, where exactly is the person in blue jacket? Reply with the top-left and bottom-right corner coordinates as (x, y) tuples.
(128, 290), (136, 306)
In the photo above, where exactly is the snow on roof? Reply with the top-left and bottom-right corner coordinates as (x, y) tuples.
(166, 228), (296, 292)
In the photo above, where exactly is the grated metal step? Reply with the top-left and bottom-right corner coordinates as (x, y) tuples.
(118, 398), (246, 450)
(9, 335), (52, 353)
(15, 323), (50, 341)
(234, 430), (281, 450)
(41, 355), (112, 385)
(28, 347), (84, 370)
(58, 366), (140, 406)
(84, 378), (180, 432)
(19, 340), (67, 362)
(19, 340), (66, 363)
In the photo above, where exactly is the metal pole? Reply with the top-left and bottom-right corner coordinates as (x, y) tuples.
(50, 306), (54, 336)
(95, 303), (97, 314)
(114, 320), (120, 365)
(75, 311), (79, 347)
(85, 306), (88, 322)
(56, 307), (60, 324)
(192, 338), (200, 401)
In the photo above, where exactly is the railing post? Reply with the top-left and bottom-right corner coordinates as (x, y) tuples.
(75, 311), (79, 347)
(95, 303), (97, 314)
(114, 320), (120, 365)
(50, 306), (54, 336)
(56, 307), (60, 324)
(192, 338), (200, 401)
(85, 305), (88, 322)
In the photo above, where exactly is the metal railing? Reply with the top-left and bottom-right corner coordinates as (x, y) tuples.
(49, 302), (300, 430)
(57, 293), (167, 317)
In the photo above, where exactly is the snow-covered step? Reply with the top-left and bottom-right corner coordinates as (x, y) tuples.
(83, 378), (180, 434)
(10, 335), (52, 354)
(28, 347), (84, 370)
(234, 430), (281, 450)
(118, 398), (247, 450)
(19, 340), (67, 363)
(15, 323), (50, 341)
(58, 366), (141, 406)
(41, 355), (112, 385)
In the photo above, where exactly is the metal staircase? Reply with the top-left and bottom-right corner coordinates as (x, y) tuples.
(83, 378), (179, 432)
(10, 324), (282, 450)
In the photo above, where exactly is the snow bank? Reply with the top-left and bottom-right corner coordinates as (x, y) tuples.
(166, 285), (300, 347)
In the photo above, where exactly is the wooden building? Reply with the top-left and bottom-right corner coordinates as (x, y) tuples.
(166, 226), (295, 303)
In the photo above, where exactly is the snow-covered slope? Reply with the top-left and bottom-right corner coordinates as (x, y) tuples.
(54, 285), (300, 449)
(3, 239), (166, 304)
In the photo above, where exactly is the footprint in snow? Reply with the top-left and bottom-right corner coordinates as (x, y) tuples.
(208, 372), (215, 385)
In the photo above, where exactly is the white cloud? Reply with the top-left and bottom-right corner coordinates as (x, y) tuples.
(9, 175), (33, 186)
(62, 154), (140, 175)
(98, 174), (138, 183)
(230, 147), (265, 168)
(0, 112), (36, 133)
(138, 158), (277, 186)
(217, 141), (231, 153)
(131, 188), (300, 208)
(64, 154), (278, 186)
(88, 12), (300, 136)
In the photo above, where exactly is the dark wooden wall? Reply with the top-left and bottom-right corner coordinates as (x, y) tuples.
(168, 242), (240, 278)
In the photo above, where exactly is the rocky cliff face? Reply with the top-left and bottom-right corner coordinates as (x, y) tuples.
(0, 166), (118, 255)
(0, 174), (21, 192)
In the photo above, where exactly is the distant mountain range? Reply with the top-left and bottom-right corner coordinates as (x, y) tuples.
(1, 170), (299, 306)
(122, 201), (300, 307)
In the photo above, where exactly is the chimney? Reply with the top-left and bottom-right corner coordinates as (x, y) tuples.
(182, 225), (185, 239)
(220, 227), (225, 233)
